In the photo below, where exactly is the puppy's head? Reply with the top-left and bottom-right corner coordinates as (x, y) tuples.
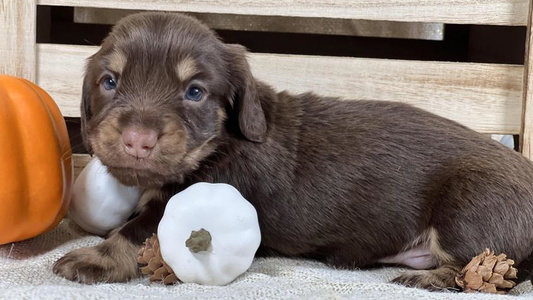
(81, 12), (266, 187)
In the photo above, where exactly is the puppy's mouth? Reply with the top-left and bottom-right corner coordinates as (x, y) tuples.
(98, 151), (185, 186)
(86, 130), (187, 188)
(106, 165), (177, 188)
(107, 155), (166, 171)
(97, 150), (188, 188)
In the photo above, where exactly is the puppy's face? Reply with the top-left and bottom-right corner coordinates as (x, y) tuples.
(81, 13), (266, 187)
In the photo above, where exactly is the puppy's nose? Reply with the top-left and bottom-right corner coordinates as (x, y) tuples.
(122, 127), (158, 158)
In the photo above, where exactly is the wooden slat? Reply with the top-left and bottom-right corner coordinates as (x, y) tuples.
(73, 8), (444, 41)
(36, 43), (524, 134)
(248, 57), (523, 135)
(37, 0), (529, 26)
(0, 0), (36, 80)
(73, 153), (92, 179)
(520, 0), (533, 159)
(36, 44), (88, 115)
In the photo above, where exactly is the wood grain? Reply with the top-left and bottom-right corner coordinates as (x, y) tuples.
(37, 0), (529, 26)
(73, 8), (445, 41)
(520, 0), (533, 159)
(36, 43), (524, 134)
(36, 44), (89, 115)
(0, 0), (36, 81)
(73, 154), (92, 179)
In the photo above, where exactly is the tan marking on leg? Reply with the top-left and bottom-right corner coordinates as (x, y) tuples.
(136, 189), (163, 214)
(402, 230), (431, 252)
(107, 188), (161, 238)
(402, 227), (454, 264)
(175, 56), (198, 82)
(428, 227), (454, 264)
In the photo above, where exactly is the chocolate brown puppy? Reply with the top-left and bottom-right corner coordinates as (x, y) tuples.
(53, 12), (533, 289)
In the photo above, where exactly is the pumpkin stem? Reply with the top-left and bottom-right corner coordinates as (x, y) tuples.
(185, 228), (212, 253)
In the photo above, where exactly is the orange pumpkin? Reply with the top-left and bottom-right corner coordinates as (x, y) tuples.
(0, 75), (73, 244)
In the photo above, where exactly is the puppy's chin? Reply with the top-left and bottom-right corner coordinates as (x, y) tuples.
(94, 142), (217, 188)
(95, 152), (189, 188)
(106, 166), (177, 188)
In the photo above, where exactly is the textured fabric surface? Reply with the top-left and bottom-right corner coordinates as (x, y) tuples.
(1, 219), (533, 300)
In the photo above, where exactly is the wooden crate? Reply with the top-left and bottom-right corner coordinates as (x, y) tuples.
(1, 0), (533, 168)
(72, 7), (446, 40)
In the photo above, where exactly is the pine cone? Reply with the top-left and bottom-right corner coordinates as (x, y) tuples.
(455, 248), (518, 294)
(137, 234), (180, 285)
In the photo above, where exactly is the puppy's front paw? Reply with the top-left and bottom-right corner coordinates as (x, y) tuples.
(53, 235), (139, 284)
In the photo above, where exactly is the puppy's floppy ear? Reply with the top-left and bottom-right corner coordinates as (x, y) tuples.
(225, 44), (267, 143)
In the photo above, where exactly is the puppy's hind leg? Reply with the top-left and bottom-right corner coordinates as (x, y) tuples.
(393, 158), (533, 291)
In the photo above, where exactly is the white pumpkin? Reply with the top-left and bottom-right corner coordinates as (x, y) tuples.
(68, 157), (141, 235)
(157, 182), (261, 286)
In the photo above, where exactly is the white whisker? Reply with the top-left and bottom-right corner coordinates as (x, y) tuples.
(7, 243), (14, 259)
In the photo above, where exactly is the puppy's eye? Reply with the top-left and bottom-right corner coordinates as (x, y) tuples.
(184, 86), (203, 102)
(102, 77), (117, 91)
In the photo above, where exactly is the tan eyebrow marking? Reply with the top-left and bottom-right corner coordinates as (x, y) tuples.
(175, 56), (198, 82)
(107, 49), (128, 74)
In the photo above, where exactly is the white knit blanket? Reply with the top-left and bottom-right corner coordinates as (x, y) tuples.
(2, 219), (532, 300)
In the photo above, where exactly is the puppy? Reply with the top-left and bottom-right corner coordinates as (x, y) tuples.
(54, 12), (533, 289)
